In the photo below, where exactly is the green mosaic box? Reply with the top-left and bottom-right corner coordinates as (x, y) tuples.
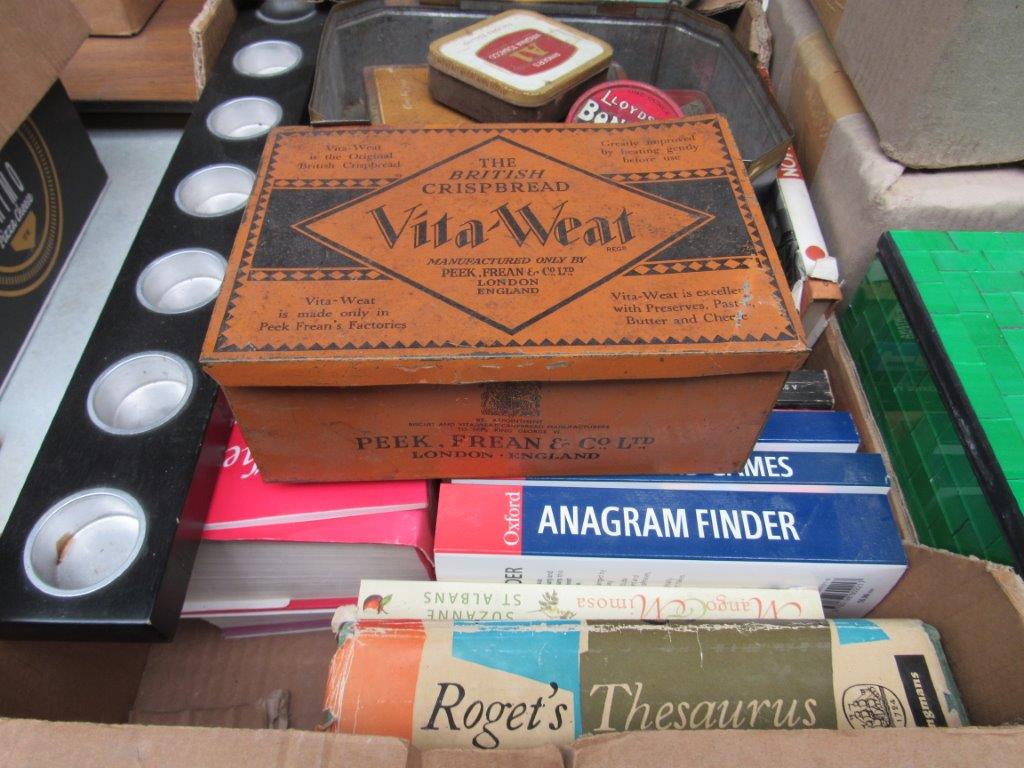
(842, 230), (1024, 569)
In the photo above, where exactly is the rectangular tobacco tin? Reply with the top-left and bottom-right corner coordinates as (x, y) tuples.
(427, 10), (612, 121)
(202, 118), (808, 481)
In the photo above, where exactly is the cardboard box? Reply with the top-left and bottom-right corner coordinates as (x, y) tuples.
(808, 0), (1024, 169)
(767, 0), (1024, 303)
(4, 321), (1024, 763)
(71, 0), (163, 36)
(202, 120), (807, 481)
(0, 0), (88, 147)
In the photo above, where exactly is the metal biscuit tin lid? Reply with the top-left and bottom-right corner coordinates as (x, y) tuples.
(567, 80), (684, 124)
(202, 119), (808, 389)
(428, 10), (613, 107)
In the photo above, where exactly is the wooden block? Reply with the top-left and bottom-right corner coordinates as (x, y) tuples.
(71, 0), (163, 36)
(62, 0), (235, 105)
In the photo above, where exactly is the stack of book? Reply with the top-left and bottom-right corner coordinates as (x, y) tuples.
(312, 407), (944, 748)
(433, 409), (906, 618)
(182, 424), (434, 638)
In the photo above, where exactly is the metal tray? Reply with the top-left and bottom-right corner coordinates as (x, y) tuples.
(310, 0), (791, 179)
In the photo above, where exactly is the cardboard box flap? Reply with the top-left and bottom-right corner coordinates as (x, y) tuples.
(7, 721), (1024, 767)
(1, 720), (413, 768)
(131, 622), (335, 731)
(202, 121), (807, 388)
(871, 545), (1024, 728)
(421, 745), (564, 768)
(0, 0), (88, 147)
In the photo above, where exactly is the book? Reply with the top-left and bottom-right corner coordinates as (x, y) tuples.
(182, 424), (435, 610)
(755, 410), (860, 453)
(183, 596), (352, 638)
(355, 580), (824, 621)
(776, 370), (834, 410)
(452, 450), (891, 495)
(434, 482), (906, 617)
(321, 619), (966, 749)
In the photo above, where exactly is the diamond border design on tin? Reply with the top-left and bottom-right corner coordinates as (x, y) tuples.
(213, 122), (799, 353)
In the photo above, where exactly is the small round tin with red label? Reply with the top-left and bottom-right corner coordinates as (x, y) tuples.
(566, 81), (683, 124)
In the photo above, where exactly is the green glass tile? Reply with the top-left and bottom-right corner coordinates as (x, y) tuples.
(906, 455), (931, 484)
(905, 425), (935, 473)
(969, 504), (1005, 550)
(982, 292), (1022, 327)
(953, 521), (984, 555)
(842, 308), (862, 336)
(899, 250), (942, 282)
(1010, 480), (1024, 507)
(862, 302), (889, 335)
(984, 536), (1015, 567)
(939, 273), (989, 312)
(909, 417), (943, 459)
(1002, 328), (1024, 366)
(958, 364), (1011, 420)
(927, 464), (954, 499)
(918, 382), (946, 415)
(915, 283), (960, 315)
(945, 452), (980, 490)
(1004, 395), (1024, 426)
(932, 249), (988, 272)
(982, 347), (1024, 397)
(932, 317), (983, 363)
(925, 514), (956, 552)
(972, 271), (1024, 294)
(997, 232), (1024, 250)
(1012, 293), (1024, 314)
(934, 420), (961, 451)
(948, 231), (1013, 251)
(961, 314), (1003, 348)
(892, 231), (956, 251)
(939, 491), (970, 531)
(901, 362), (931, 393)
(983, 250), (1024, 271)
(982, 419), (1024, 478)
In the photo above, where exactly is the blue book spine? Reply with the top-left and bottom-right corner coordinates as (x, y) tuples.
(435, 483), (908, 616)
(457, 452), (890, 495)
(516, 486), (904, 564)
(755, 411), (860, 452)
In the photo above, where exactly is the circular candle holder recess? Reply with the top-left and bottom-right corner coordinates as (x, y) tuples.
(206, 96), (283, 140)
(87, 352), (195, 435)
(174, 164), (255, 217)
(24, 488), (147, 597)
(256, 0), (317, 24)
(136, 248), (227, 314)
(232, 39), (303, 77)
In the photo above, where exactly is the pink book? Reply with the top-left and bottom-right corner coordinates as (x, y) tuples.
(204, 423), (433, 542)
(184, 424), (435, 612)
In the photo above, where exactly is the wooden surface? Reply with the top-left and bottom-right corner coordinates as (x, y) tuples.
(62, 0), (223, 104)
